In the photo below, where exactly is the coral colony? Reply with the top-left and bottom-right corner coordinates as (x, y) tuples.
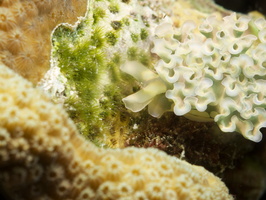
(0, 0), (86, 83)
(122, 13), (266, 142)
(0, 63), (232, 199)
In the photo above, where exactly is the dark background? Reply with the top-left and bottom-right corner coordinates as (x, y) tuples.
(214, 0), (266, 15)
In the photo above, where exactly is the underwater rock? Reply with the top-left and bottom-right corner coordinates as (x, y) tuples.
(125, 113), (255, 174)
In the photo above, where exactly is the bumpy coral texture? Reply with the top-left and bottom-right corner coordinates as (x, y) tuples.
(122, 13), (266, 142)
(0, 63), (232, 200)
(0, 0), (87, 83)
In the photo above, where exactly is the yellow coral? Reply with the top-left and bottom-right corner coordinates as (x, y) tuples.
(0, 0), (87, 84)
(0, 63), (232, 199)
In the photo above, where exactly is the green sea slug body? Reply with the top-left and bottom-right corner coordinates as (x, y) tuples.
(122, 13), (266, 142)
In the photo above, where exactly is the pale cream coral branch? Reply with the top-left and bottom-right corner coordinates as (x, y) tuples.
(0, 63), (233, 199)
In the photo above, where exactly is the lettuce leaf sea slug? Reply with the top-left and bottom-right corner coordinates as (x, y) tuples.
(122, 13), (266, 142)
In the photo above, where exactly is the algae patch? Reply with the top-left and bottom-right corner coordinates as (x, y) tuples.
(42, 0), (164, 147)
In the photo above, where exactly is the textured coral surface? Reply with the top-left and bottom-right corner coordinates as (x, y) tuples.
(0, 63), (233, 199)
(0, 0), (87, 83)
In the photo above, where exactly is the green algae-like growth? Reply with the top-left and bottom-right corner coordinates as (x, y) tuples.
(49, 0), (161, 147)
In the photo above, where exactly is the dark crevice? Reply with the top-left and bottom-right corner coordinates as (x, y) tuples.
(214, 0), (266, 15)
